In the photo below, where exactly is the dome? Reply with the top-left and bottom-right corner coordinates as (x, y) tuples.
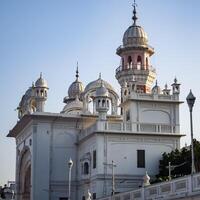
(62, 96), (83, 114)
(19, 87), (33, 106)
(96, 82), (109, 97)
(67, 67), (84, 99)
(84, 76), (117, 96)
(68, 80), (84, 98)
(123, 25), (148, 47)
(122, 4), (148, 47)
(35, 73), (48, 88)
(152, 81), (161, 94)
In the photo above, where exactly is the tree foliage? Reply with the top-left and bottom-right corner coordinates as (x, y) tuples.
(156, 139), (200, 181)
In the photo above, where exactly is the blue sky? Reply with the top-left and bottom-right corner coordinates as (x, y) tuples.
(0, 0), (200, 185)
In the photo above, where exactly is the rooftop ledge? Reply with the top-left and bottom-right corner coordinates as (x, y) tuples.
(79, 121), (184, 141)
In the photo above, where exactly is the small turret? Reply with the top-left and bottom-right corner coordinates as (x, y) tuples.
(94, 81), (110, 120)
(171, 77), (180, 101)
(171, 77), (180, 95)
(34, 73), (48, 112)
(162, 83), (171, 95)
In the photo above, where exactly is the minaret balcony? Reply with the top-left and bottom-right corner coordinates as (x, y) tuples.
(116, 44), (154, 56)
(115, 65), (156, 79)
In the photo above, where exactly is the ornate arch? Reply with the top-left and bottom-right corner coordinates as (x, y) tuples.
(17, 147), (31, 200)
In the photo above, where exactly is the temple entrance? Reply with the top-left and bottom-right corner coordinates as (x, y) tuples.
(18, 148), (31, 200)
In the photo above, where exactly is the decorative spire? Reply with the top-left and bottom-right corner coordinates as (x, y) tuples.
(76, 62), (79, 80)
(132, 0), (138, 25)
(99, 72), (102, 80)
(40, 72), (42, 78)
(174, 77), (177, 84)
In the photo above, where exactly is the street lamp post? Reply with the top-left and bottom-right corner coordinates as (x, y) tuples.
(68, 158), (73, 200)
(186, 90), (196, 175)
(103, 160), (117, 197)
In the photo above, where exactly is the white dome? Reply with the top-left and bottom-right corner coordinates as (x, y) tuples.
(62, 96), (83, 114)
(68, 80), (84, 99)
(96, 82), (109, 97)
(123, 25), (148, 47)
(35, 73), (48, 88)
(84, 77), (116, 96)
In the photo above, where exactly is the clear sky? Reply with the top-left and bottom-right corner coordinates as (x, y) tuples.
(0, 0), (200, 186)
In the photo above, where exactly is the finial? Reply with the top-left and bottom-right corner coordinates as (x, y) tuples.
(40, 72), (42, 78)
(155, 80), (158, 86)
(32, 81), (35, 88)
(76, 62), (79, 80)
(174, 77), (177, 84)
(165, 83), (168, 89)
(132, 0), (138, 25)
(99, 73), (102, 80)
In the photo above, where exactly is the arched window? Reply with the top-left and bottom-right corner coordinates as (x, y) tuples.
(40, 90), (44, 97)
(84, 162), (89, 175)
(102, 99), (105, 107)
(128, 56), (132, 69)
(137, 56), (142, 70)
(98, 100), (101, 107)
(146, 57), (149, 69)
(124, 90), (127, 96)
(44, 90), (47, 97)
(121, 58), (124, 69)
(126, 110), (130, 121)
(107, 100), (109, 107)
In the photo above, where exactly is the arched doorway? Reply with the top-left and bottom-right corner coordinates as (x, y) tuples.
(18, 148), (31, 200)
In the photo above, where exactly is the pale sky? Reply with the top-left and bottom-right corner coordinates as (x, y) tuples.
(0, 0), (200, 186)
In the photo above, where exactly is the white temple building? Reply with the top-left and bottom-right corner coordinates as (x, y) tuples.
(8, 3), (184, 200)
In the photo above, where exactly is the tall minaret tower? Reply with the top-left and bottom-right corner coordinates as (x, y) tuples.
(115, 2), (156, 97)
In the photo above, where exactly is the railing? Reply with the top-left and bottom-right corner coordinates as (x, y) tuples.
(79, 121), (177, 140)
(98, 173), (200, 200)
(115, 65), (156, 74)
(116, 44), (154, 53)
(125, 93), (175, 102)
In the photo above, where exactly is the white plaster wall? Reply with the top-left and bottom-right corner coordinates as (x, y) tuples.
(97, 134), (176, 177)
(126, 101), (180, 132)
(32, 122), (51, 200)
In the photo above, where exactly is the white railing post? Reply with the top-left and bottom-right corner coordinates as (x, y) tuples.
(188, 175), (193, 194)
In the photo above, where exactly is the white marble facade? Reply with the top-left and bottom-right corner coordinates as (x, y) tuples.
(8, 4), (184, 200)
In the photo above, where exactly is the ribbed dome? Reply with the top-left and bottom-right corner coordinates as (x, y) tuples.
(68, 80), (84, 98)
(84, 77), (116, 95)
(122, 4), (148, 47)
(35, 73), (48, 88)
(123, 25), (148, 47)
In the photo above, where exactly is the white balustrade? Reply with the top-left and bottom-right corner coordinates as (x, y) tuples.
(97, 173), (200, 200)
(80, 121), (175, 140)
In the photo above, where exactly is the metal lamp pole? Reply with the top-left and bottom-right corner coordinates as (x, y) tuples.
(186, 90), (196, 175)
(103, 160), (117, 197)
(68, 158), (73, 200)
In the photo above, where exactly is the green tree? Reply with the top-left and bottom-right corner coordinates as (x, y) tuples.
(156, 139), (200, 182)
